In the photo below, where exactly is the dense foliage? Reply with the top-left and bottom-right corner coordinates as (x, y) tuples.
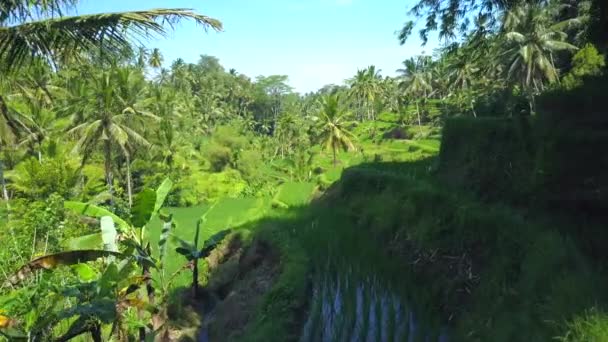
(0, 0), (607, 340)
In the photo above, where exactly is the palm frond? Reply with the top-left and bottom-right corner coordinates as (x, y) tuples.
(543, 40), (578, 51)
(0, 0), (77, 23)
(0, 8), (222, 71)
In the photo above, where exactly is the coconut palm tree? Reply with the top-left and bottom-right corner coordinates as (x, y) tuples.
(0, 2), (222, 71)
(0, 0), (221, 201)
(315, 94), (356, 166)
(149, 48), (163, 69)
(68, 67), (157, 206)
(348, 65), (382, 121)
(136, 46), (149, 69)
(502, 3), (578, 113)
(0, 78), (32, 200)
(397, 56), (433, 126)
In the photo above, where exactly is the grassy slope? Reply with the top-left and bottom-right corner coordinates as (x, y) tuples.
(147, 197), (271, 288)
(147, 118), (606, 341)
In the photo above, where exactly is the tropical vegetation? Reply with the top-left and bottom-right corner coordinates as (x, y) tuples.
(0, 0), (607, 341)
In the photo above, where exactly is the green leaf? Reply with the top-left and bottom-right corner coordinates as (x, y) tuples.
(56, 316), (94, 342)
(4, 250), (124, 288)
(154, 178), (173, 215)
(0, 9), (222, 73)
(98, 263), (119, 297)
(64, 201), (130, 231)
(131, 188), (156, 228)
(175, 247), (195, 261)
(200, 229), (231, 258)
(0, 327), (27, 340)
(71, 264), (99, 282)
(63, 233), (103, 250)
(100, 216), (118, 252)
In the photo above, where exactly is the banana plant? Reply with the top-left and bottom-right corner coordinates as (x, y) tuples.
(174, 217), (231, 298)
(1, 179), (176, 340)
(0, 214), (134, 341)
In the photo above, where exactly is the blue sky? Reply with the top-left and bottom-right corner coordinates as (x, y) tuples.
(77, 0), (438, 93)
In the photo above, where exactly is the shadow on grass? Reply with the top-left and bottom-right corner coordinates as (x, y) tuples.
(169, 157), (608, 341)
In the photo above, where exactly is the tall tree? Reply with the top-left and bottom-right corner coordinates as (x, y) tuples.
(254, 75), (293, 130)
(0, 0), (222, 201)
(348, 66), (382, 121)
(397, 56), (433, 126)
(148, 48), (163, 69)
(399, 0), (603, 48)
(315, 94), (356, 166)
(502, 3), (578, 113)
(68, 67), (156, 206)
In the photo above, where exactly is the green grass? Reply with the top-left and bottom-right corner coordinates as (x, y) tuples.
(0, 201), (8, 231)
(559, 309), (608, 342)
(63, 233), (102, 250)
(273, 182), (316, 207)
(147, 198), (270, 287)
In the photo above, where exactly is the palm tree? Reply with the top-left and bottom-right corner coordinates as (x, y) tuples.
(502, 3), (578, 113)
(14, 92), (56, 162)
(0, 78), (32, 200)
(0, 0), (221, 200)
(397, 56), (433, 126)
(68, 67), (157, 206)
(0, 3), (222, 71)
(442, 47), (481, 117)
(348, 66), (382, 121)
(136, 47), (149, 69)
(315, 94), (356, 166)
(149, 48), (163, 69)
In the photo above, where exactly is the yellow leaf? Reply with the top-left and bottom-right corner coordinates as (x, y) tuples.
(0, 315), (11, 328)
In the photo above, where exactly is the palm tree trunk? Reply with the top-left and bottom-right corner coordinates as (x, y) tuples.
(104, 139), (113, 195)
(126, 154), (133, 208)
(471, 100), (477, 118)
(416, 101), (421, 127)
(0, 156), (8, 201)
(332, 147), (337, 166)
(0, 95), (11, 201)
(527, 89), (536, 115)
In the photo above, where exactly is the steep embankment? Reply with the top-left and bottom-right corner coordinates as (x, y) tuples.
(194, 158), (606, 341)
(184, 85), (608, 341)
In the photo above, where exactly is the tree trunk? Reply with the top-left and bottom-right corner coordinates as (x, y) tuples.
(126, 154), (133, 208)
(0, 95), (11, 201)
(527, 90), (536, 116)
(471, 100), (477, 118)
(192, 259), (199, 298)
(416, 101), (421, 127)
(104, 138), (113, 195)
(592, 0), (608, 50)
(0, 156), (8, 201)
(332, 147), (337, 166)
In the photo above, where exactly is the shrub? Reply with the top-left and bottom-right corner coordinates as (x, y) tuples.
(560, 309), (608, 342)
(562, 44), (606, 90)
(7, 157), (80, 200)
(207, 144), (233, 172)
(438, 117), (534, 203)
